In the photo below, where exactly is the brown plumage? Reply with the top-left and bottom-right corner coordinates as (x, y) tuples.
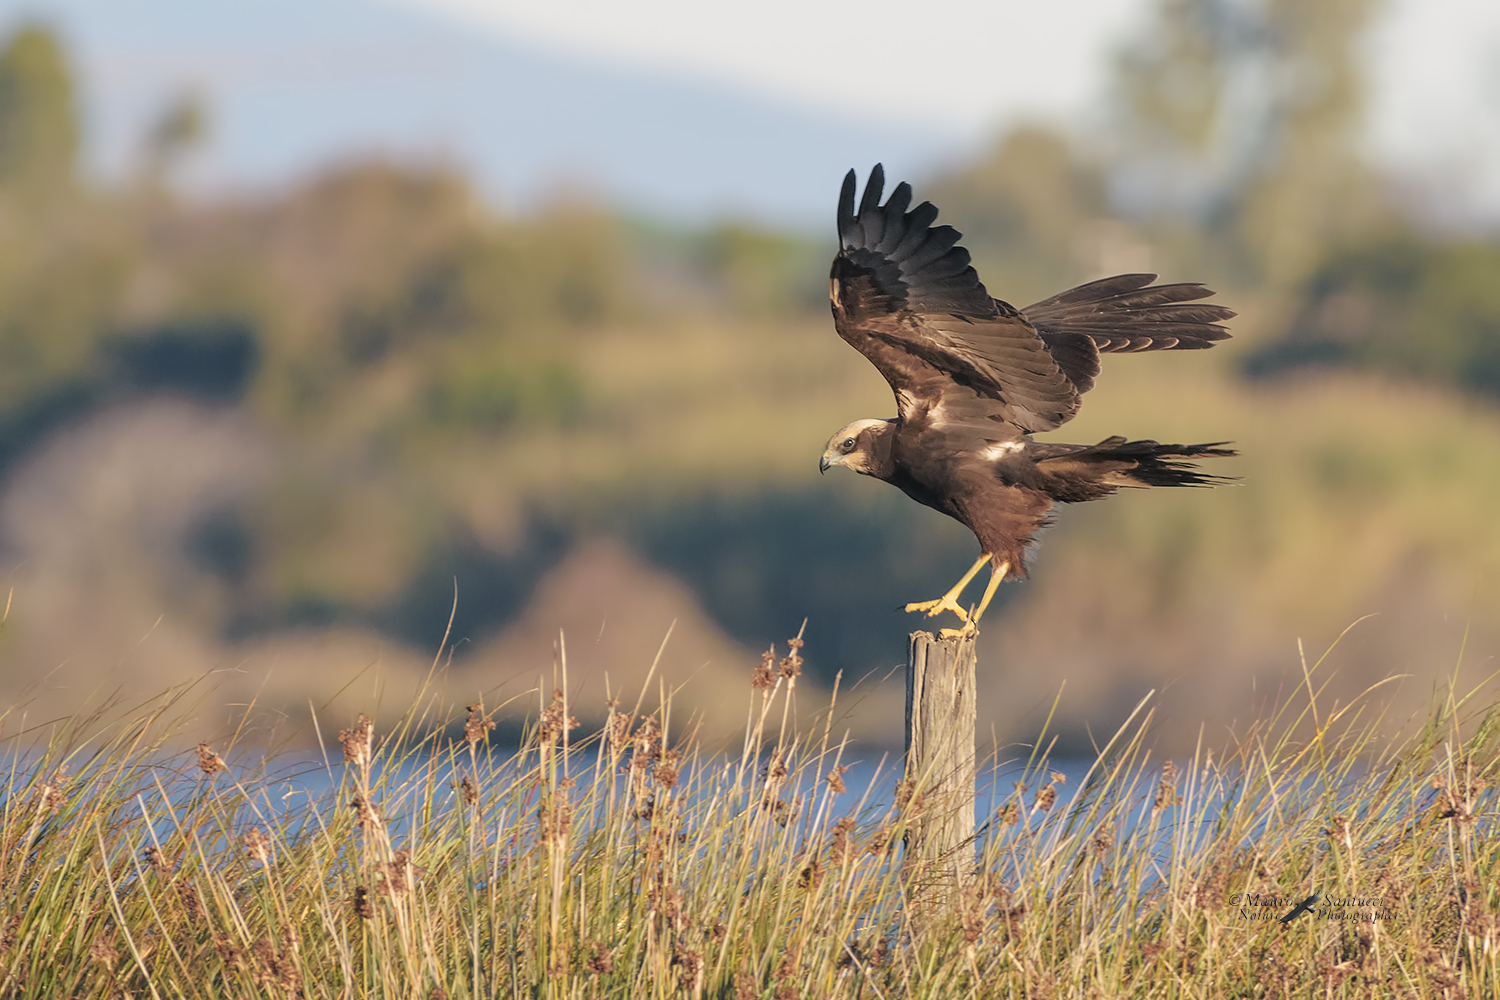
(818, 165), (1235, 633)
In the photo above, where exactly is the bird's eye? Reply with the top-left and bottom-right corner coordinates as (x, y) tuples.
(841, 438), (856, 453)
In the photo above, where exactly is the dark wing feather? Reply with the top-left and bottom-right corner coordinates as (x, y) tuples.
(1022, 274), (1235, 392)
(830, 166), (1079, 433)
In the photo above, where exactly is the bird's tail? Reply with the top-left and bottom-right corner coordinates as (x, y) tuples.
(1100, 437), (1237, 488)
(1037, 436), (1236, 499)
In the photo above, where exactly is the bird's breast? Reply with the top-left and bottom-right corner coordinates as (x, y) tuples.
(887, 428), (971, 514)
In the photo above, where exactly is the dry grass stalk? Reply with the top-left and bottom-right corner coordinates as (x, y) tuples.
(0, 625), (1490, 998)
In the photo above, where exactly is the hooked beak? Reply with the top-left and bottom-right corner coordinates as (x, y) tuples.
(818, 451), (833, 474)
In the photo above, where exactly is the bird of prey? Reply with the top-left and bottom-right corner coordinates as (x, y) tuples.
(818, 165), (1235, 637)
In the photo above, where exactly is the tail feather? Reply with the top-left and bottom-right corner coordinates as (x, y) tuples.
(1110, 440), (1237, 488)
(1036, 437), (1237, 501)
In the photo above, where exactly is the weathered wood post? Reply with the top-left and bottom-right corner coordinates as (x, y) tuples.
(903, 629), (978, 899)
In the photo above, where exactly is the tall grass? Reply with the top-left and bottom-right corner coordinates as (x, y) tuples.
(0, 628), (1495, 999)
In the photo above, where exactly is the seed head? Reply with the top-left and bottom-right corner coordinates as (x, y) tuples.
(631, 716), (662, 764)
(1422, 947), (1460, 989)
(214, 934), (241, 967)
(144, 845), (172, 875)
(831, 817), (856, 861)
(655, 752), (681, 790)
(538, 690), (578, 744)
(1034, 783), (1057, 812)
(352, 792), (382, 831)
(647, 882), (683, 925)
(894, 779), (924, 813)
(383, 849), (424, 893)
(35, 772), (67, 815)
(608, 711), (632, 751)
(751, 648), (776, 690)
(89, 934), (117, 969)
(242, 828), (271, 864)
(250, 934), (302, 994)
(339, 715), (375, 767)
(773, 954), (802, 1000)
(866, 823), (896, 856)
(464, 702), (495, 745)
(176, 881), (202, 920)
(962, 906), (983, 944)
(1154, 761), (1179, 810)
(674, 943), (703, 991)
(778, 632), (805, 682)
(538, 798), (573, 841)
(761, 749), (789, 782)
(585, 940), (614, 975)
(196, 743), (228, 776)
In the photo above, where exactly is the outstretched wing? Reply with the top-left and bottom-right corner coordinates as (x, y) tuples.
(829, 165), (1079, 434)
(1021, 273), (1236, 393)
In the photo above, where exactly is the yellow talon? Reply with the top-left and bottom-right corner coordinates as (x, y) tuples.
(939, 620), (978, 640)
(903, 552), (990, 622)
(904, 595), (970, 621)
(905, 554), (1013, 631)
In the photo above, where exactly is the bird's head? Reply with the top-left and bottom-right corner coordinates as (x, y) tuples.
(819, 418), (893, 475)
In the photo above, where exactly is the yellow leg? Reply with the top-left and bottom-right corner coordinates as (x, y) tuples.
(970, 561), (1008, 622)
(905, 552), (991, 622)
(939, 561), (1010, 639)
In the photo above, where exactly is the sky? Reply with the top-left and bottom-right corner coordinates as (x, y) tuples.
(400, 0), (1145, 133)
(407, 0), (1500, 220)
(1364, 0), (1500, 226)
(2, 0), (1499, 226)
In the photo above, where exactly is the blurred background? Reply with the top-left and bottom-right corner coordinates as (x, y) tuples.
(0, 0), (1498, 752)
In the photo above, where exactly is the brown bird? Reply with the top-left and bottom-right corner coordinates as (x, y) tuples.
(818, 165), (1235, 637)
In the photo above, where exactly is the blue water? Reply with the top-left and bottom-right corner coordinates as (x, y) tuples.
(182, 743), (1102, 855)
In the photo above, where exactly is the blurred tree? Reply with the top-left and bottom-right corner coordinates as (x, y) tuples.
(192, 163), (623, 431)
(1111, 0), (1389, 293)
(695, 223), (825, 317)
(0, 24), (129, 455)
(141, 91), (207, 189)
(154, 165), (633, 622)
(0, 24), (78, 201)
(1244, 237), (1500, 395)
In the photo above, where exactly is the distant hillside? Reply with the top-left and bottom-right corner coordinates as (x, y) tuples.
(10, 0), (960, 224)
(2, 20), (1500, 755)
(1244, 236), (1500, 399)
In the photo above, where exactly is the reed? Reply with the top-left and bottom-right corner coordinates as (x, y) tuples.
(0, 627), (1494, 998)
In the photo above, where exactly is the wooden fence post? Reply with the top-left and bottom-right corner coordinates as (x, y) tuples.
(904, 630), (978, 899)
